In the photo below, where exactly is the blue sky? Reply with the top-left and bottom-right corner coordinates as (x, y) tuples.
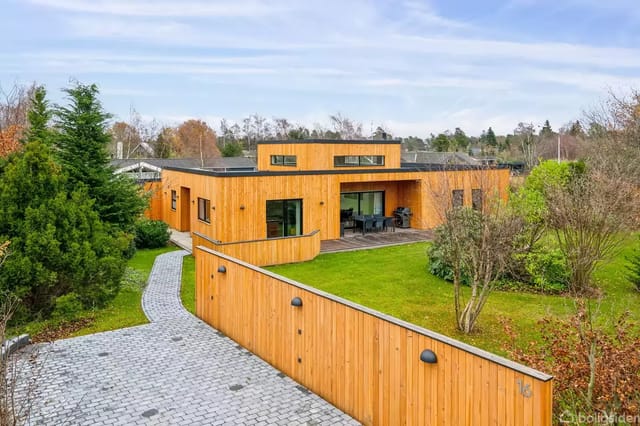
(1, 0), (639, 137)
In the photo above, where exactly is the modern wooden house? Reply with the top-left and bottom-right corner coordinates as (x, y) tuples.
(153, 139), (510, 265)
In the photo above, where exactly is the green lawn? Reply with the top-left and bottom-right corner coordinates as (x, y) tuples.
(181, 255), (196, 314)
(267, 240), (640, 355)
(12, 245), (178, 340)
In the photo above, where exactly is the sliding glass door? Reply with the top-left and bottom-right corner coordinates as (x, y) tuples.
(340, 191), (384, 217)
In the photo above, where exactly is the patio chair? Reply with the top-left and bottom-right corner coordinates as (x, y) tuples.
(373, 217), (384, 232)
(363, 217), (374, 234)
(383, 217), (395, 232)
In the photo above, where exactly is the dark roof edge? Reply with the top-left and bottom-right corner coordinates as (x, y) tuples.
(256, 139), (402, 145)
(195, 244), (553, 382)
(163, 164), (509, 177)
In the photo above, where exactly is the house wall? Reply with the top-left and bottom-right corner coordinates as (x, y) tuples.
(142, 181), (163, 221)
(195, 246), (553, 425)
(256, 141), (402, 171)
(159, 167), (510, 247)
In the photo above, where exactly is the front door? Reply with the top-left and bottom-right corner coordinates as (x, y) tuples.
(180, 187), (191, 232)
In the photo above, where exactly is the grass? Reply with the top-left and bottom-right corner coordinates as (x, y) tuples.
(267, 239), (640, 355)
(181, 255), (196, 314)
(11, 245), (178, 340)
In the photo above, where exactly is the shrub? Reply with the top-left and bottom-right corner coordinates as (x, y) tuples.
(502, 301), (640, 421)
(427, 243), (469, 285)
(521, 248), (569, 293)
(134, 220), (170, 249)
(626, 242), (640, 292)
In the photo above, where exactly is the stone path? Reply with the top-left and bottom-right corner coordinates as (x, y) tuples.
(25, 251), (358, 425)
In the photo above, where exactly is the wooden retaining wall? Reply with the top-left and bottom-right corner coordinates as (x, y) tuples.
(195, 246), (553, 426)
(193, 230), (321, 267)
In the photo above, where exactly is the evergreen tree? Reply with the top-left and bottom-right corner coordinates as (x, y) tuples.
(24, 86), (53, 145)
(453, 128), (469, 151)
(54, 83), (145, 230)
(0, 141), (127, 317)
(485, 127), (497, 147)
(432, 133), (450, 152)
(540, 120), (554, 139)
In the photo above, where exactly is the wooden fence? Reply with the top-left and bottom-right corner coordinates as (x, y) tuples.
(195, 245), (553, 425)
(192, 230), (321, 266)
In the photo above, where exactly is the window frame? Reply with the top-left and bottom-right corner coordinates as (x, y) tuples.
(452, 189), (464, 208)
(171, 190), (177, 211)
(197, 197), (211, 223)
(266, 199), (303, 238)
(472, 189), (483, 211)
(270, 155), (297, 166)
(333, 155), (385, 167)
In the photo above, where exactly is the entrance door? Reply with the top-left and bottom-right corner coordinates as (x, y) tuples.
(180, 187), (191, 232)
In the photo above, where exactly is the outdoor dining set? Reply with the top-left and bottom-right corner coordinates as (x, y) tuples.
(352, 215), (396, 235)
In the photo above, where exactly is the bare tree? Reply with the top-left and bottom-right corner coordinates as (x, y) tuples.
(0, 83), (35, 132)
(1, 243), (39, 426)
(546, 164), (639, 295)
(514, 122), (538, 170)
(428, 167), (525, 333)
(329, 113), (363, 139)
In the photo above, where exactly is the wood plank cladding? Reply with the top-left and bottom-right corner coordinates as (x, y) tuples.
(192, 230), (320, 266)
(256, 141), (402, 171)
(161, 167), (510, 248)
(142, 181), (163, 221)
(195, 246), (553, 426)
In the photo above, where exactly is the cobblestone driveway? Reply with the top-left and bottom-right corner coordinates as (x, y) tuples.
(26, 251), (358, 425)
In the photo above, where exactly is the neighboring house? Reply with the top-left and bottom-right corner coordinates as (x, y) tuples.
(146, 140), (509, 266)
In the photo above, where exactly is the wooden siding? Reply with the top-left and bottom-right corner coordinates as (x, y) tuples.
(195, 246), (553, 426)
(142, 181), (163, 221)
(192, 230), (321, 266)
(257, 142), (402, 171)
(160, 168), (510, 248)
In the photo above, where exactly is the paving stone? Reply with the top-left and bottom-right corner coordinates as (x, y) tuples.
(21, 251), (358, 425)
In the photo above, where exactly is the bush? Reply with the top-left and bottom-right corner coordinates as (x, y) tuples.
(502, 302), (640, 421)
(521, 248), (569, 293)
(626, 242), (640, 292)
(134, 219), (170, 249)
(427, 243), (469, 285)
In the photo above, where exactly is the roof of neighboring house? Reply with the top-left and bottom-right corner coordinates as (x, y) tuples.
(401, 151), (480, 166)
(111, 157), (257, 171)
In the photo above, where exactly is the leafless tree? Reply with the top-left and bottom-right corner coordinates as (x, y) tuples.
(514, 122), (538, 170)
(1, 243), (40, 426)
(428, 167), (525, 333)
(329, 113), (363, 139)
(0, 83), (36, 132)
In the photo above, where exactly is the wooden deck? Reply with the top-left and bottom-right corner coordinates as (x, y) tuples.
(320, 227), (433, 253)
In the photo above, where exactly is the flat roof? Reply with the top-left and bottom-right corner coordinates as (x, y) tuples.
(256, 139), (402, 145)
(163, 163), (509, 178)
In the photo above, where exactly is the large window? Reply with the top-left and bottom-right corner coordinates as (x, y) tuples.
(452, 190), (464, 208)
(270, 155), (297, 166)
(198, 197), (210, 223)
(171, 190), (177, 211)
(334, 155), (385, 167)
(266, 199), (302, 238)
(340, 191), (384, 218)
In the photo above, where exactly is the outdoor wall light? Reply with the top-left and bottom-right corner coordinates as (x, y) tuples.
(420, 349), (437, 364)
(290, 297), (303, 307)
(320, 201), (325, 205)
(240, 205), (245, 210)
(217, 265), (227, 273)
